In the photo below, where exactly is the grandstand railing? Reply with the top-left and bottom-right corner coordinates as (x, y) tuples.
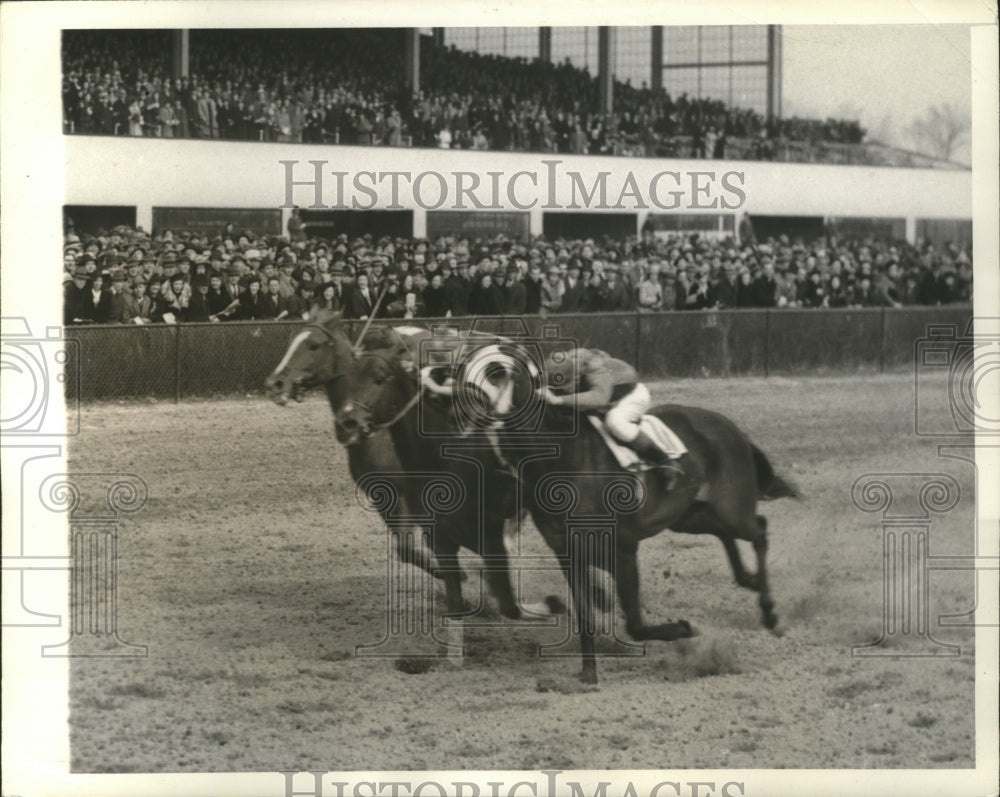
(61, 127), (968, 170)
(63, 306), (971, 402)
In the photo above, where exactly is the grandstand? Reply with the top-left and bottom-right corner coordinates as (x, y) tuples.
(61, 26), (973, 328)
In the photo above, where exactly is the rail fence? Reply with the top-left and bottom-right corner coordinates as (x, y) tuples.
(63, 306), (973, 401)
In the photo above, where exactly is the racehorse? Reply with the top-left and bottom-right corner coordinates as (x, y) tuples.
(335, 336), (799, 684)
(264, 311), (539, 650)
(265, 311), (438, 578)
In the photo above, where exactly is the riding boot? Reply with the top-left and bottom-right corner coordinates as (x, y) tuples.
(631, 430), (686, 491)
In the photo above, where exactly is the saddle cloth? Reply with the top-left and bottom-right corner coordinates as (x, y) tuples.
(589, 414), (688, 471)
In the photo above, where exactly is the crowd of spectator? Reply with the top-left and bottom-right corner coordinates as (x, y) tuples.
(62, 29), (870, 163)
(62, 214), (972, 327)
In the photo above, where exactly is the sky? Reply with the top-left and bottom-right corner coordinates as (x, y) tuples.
(781, 24), (974, 163)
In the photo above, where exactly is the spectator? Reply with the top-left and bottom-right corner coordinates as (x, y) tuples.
(467, 273), (504, 316)
(123, 278), (152, 324)
(422, 272), (449, 317)
(600, 263), (631, 311)
(237, 275), (265, 319)
(540, 267), (565, 314)
(345, 273), (376, 319)
(187, 276), (214, 321)
(107, 268), (130, 323)
(162, 275), (189, 322)
(259, 276), (286, 319)
(637, 266), (663, 311)
(64, 267), (92, 325)
(311, 283), (341, 315)
(523, 263), (544, 314)
(555, 263), (581, 313)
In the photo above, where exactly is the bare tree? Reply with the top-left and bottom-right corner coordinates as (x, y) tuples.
(906, 103), (970, 161)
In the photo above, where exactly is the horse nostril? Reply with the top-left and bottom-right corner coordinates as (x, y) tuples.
(341, 418), (358, 431)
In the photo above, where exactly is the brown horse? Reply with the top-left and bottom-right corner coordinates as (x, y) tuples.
(335, 335), (799, 683)
(264, 312), (542, 654)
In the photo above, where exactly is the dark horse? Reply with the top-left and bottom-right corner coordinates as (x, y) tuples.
(336, 336), (799, 683)
(264, 311), (538, 653)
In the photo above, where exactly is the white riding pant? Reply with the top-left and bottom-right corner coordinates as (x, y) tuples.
(604, 382), (651, 443)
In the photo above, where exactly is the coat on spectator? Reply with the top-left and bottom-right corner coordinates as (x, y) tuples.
(422, 282), (449, 317)
(560, 276), (588, 313)
(344, 284), (376, 319)
(504, 279), (527, 314)
(523, 274), (543, 314)
(442, 275), (468, 317)
(601, 274), (631, 312)
(64, 279), (90, 325)
(751, 271), (778, 307)
(467, 277), (505, 316)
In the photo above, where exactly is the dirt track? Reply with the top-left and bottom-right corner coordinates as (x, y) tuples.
(68, 373), (976, 772)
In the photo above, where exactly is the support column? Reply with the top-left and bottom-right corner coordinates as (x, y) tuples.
(539, 26), (552, 63)
(597, 27), (615, 115)
(432, 27), (444, 48)
(404, 29), (420, 93)
(170, 30), (189, 81)
(905, 216), (917, 245)
(650, 26), (662, 92)
(766, 25), (782, 121)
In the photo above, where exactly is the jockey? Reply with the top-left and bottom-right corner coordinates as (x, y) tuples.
(539, 347), (693, 490)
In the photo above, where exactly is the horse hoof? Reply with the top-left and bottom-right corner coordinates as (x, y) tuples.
(763, 612), (779, 631)
(544, 595), (568, 615)
(680, 620), (698, 638)
(579, 669), (598, 685)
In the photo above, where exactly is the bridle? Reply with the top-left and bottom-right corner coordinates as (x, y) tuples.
(348, 347), (421, 432)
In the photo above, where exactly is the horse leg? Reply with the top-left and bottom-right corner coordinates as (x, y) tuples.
(394, 525), (444, 580)
(566, 530), (598, 684)
(434, 543), (467, 663)
(616, 541), (694, 643)
(673, 501), (759, 591)
(482, 521), (521, 620)
(720, 536), (760, 592)
(748, 515), (778, 631)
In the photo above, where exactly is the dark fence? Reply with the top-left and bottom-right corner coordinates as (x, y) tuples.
(63, 306), (973, 401)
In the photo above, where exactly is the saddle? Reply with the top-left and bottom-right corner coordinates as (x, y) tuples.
(588, 414), (687, 471)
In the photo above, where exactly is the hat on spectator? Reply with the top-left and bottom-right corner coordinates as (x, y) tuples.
(245, 249), (262, 261)
(162, 252), (177, 263)
(109, 268), (126, 282)
(226, 265), (242, 277)
(72, 266), (90, 279)
(192, 275), (210, 288)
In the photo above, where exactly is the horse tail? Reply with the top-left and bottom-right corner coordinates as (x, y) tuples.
(751, 443), (801, 500)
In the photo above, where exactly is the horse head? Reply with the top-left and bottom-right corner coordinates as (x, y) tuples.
(265, 309), (353, 405)
(332, 329), (417, 446)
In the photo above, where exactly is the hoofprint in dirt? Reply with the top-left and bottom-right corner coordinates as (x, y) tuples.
(68, 373), (975, 772)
